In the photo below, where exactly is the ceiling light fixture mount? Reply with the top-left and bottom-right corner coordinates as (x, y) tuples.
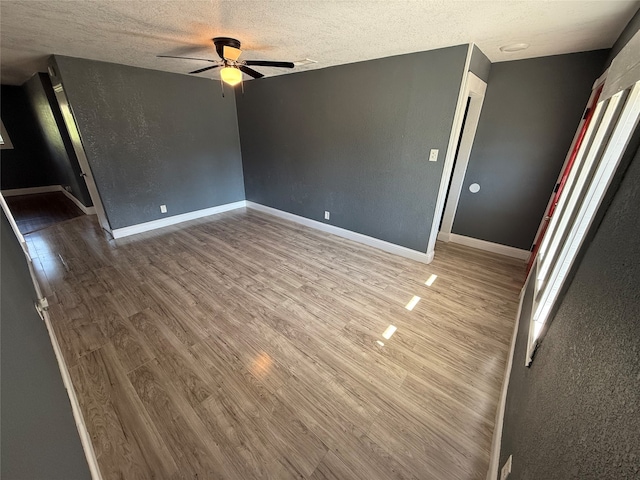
(292, 58), (318, 67)
(499, 43), (530, 53)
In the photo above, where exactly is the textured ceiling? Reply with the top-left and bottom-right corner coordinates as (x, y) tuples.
(0, 0), (638, 85)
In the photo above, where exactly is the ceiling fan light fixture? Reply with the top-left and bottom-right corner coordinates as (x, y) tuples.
(161, 37), (293, 82)
(220, 66), (242, 86)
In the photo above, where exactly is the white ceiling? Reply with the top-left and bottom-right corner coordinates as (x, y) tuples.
(1, 0), (638, 85)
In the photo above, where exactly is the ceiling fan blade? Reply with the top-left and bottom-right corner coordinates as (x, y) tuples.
(244, 60), (295, 68)
(223, 46), (242, 61)
(157, 55), (218, 63)
(238, 65), (264, 79)
(189, 65), (221, 74)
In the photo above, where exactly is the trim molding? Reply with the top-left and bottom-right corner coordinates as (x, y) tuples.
(246, 202), (433, 264)
(1, 185), (61, 196)
(40, 307), (103, 480)
(1, 185), (96, 215)
(0, 193), (29, 258)
(486, 270), (532, 480)
(111, 200), (247, 239)
(439, 71), (487, 236)
(444, 233), (530, 261)
(60, 188), (96, 215)
(426, 42), (474, 260)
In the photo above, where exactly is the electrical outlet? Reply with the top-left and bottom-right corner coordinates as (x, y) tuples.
(324, 211), (330, 220)
(500, 455), (512, 480)
(160, 205), (167, 214)
(429, 149), (439, 162)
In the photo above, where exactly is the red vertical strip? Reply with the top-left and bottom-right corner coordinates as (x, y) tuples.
(527, 85), (603, 274)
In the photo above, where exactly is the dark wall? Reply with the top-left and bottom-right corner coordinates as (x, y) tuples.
(52, 56), (245, 230)
(23, 73), (92, 206)
(452, 50), (608, 250)
(498, 137), (640, 479)
(1, 210), (90, 479)
(469, 45), (491, 83)
(237, 45), (468, 252)
(605, 5), (640, 69)
(0, 85), (55, 190)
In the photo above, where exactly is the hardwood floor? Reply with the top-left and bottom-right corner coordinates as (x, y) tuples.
(25, 209), (524, 480)
(5, 191), (84, 235)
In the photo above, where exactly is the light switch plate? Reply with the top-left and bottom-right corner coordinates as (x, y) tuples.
(429, 149), (439, 162)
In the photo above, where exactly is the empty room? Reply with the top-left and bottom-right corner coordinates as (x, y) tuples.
(1, 1), (639, 479)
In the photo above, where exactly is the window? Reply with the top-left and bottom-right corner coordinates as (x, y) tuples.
(526, 80), (640, 365)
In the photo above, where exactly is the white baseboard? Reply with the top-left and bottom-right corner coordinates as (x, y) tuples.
(41, 307), (103, 480)
(111, 200), (247, 239)
(246, 202), (433, 264)
(446, 233), (530, 261)
(486, 270), (532, 480)
(1, 185), (61, 196)
(2, 185), (96, 215)
(60, 188), (96, 215)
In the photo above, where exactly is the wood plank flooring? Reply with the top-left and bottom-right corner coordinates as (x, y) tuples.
(5, 191), (85, 235)
(25, 209), (524, 480)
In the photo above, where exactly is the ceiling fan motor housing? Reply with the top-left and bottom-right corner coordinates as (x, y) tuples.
(213, 37), (241, 60)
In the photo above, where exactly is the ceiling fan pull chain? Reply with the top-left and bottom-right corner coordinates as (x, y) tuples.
(220, 77), (225, 98)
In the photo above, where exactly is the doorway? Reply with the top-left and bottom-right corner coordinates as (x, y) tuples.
(437, 72), (487, 243)
(439, 96), (471, 231)
(0, 73), (99, 239)
(48, 68), (112, 235)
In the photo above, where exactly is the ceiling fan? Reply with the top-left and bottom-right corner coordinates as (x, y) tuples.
(158, 37), (294, 86)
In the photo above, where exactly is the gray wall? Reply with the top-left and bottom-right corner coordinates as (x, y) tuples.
(23, 73), (93, 206)
(498, 135), (640, 479)
(469, 44), (491, 82)
(0, 85), (55, 190)
(452, 50), (608, 250)
(52, 56), (245, 230)
(237, 45), (468, 252)
(1, 210), (90, 479)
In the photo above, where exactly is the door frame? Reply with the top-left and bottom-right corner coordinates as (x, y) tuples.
(426, 46), (484, 261)
(438, 72), (487, 241)
(48, 68), (112, 234)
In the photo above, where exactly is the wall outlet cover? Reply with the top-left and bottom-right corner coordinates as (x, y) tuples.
(429, 149), (439, 162)
(160, 205), (167, 213)
(324, 211), (330, 220)
(500, 455), (513, 480)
